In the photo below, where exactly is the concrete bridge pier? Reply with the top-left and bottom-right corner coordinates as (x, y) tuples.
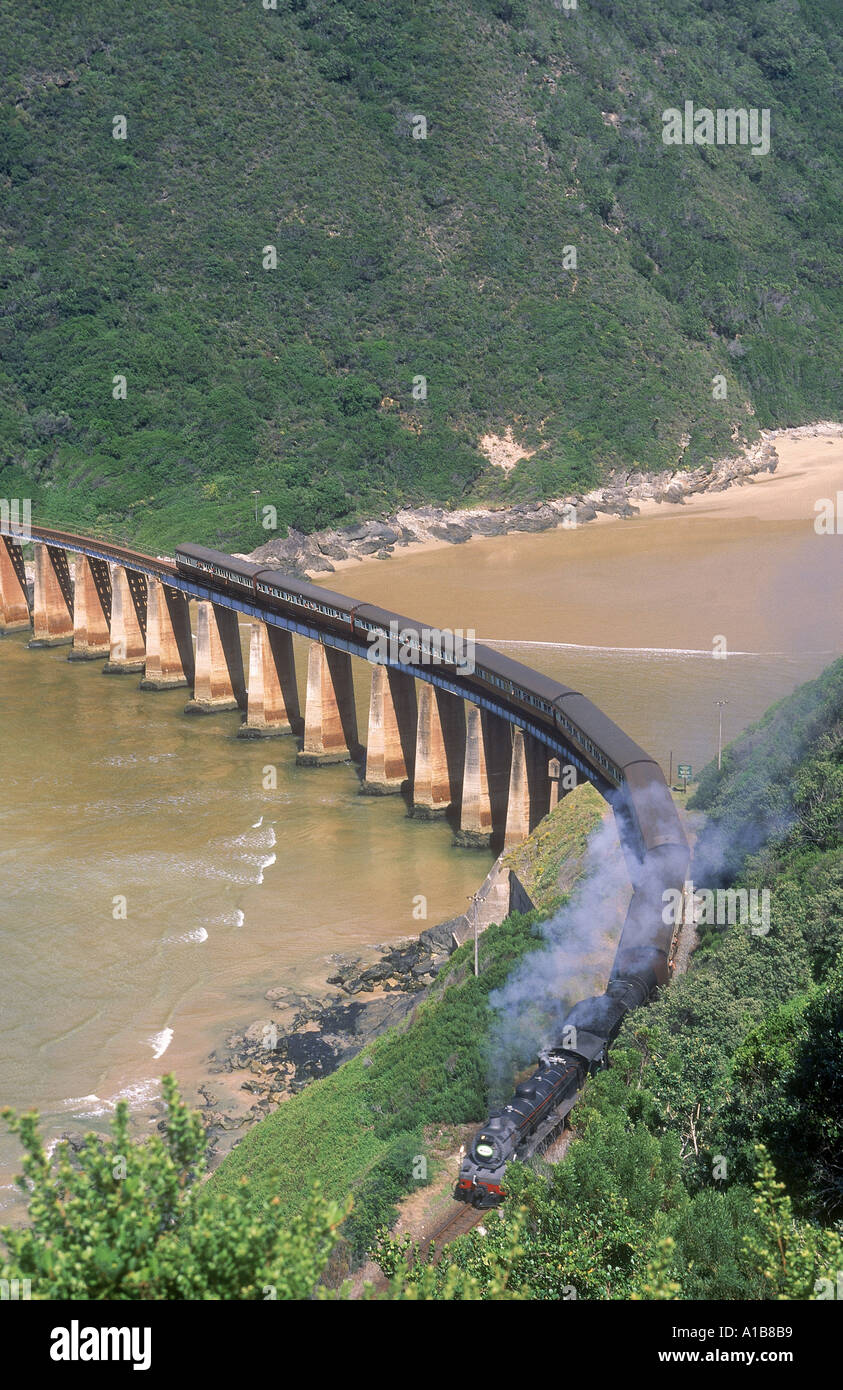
(548, 755), (572, 811)
(454, 703), (493, 848)
(0, 536), (31, 634)
(504, 728), (554, 848)
(412, 685), (464, 820)
(141, 579), (194, 690)
(185, 600), (246, 713)
(238, 622), (300, 737)
(69, 554), (111, 661)
(103, 564), (147, 673)
(361, 664), (417, 794)
(548, 756), (561, 811)
(548, 755), (580, 812)
(526, 734), (553, 827)
(297, 641), (360, 765)
(28, 542), (73, 648)
(485, 711), (515, 846)
(503, 727), (531, 849)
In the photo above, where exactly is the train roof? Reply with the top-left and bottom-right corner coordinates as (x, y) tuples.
(353, 609), (580, 704)
(353, 602), (441, 632)
(256, 568), (361, 613)
(176, 542), (263, 574)
(553, 693), (654, 772)
(176, 544), (360, 614)
(176, 543), (678, 810)
(474, 644), (579, 704)
(622, 761), (687, 851)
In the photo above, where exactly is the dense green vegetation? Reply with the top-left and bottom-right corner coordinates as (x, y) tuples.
(1, 0), (840, 550)
(691, 656), (843, 882)
(681, 659), (843, 1219)
(377, 1144), (842, 1301)
(0, 1076), (349, 1299)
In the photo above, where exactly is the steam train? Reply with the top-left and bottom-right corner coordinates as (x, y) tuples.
(454, 795), (688, 1207)
(171, 544), (689, 1210)
(454, 792), (688, 1207)
(454, 974), (659, 1207)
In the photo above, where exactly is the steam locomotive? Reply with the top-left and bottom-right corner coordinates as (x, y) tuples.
(455, 813), (688, 1207)
(454, 973), (657, 1207)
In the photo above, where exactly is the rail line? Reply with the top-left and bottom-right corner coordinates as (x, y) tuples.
(363, 1200), (486, 1296)
(421, 1203), (488, 1260)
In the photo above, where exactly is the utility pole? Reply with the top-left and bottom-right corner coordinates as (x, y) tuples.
(468, 893), (479, 977)
(251, 490), (261, 525)
(715, 700), (728, 771)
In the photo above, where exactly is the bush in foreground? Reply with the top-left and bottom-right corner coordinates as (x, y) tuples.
(1, 1076), (347, 1300)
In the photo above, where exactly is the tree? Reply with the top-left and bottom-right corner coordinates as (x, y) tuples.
(0, 1076), (349, 1300)
(742, 1148), (843, 1300)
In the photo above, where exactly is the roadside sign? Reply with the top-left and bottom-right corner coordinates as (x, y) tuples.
(677, 764), (692, 779)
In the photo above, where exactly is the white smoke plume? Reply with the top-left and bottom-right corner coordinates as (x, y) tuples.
(485, 756), (780, 1105)
(486, 810), (628, 1098)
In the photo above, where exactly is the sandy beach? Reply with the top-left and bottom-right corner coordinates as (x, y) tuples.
(622, 432), (843, 526)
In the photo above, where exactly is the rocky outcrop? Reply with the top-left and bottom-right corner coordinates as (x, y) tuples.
(198, 921), (469, 1147)
(246, 432), (794, 577)
(197, 882), (535, 1153)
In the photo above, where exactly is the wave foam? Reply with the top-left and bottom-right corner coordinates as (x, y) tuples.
(61, 1078), (161, 1118)
(147, 1028), (173, 1060)
(481, 638), (823, 658)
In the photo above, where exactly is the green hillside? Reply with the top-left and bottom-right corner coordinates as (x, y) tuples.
(1, 0), (840, 550)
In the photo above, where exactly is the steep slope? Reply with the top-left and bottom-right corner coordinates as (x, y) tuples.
(1, 0), (840, 549)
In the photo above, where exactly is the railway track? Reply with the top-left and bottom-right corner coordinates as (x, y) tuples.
(359, 1196), (486, 1297)
(19, 524), (179, 581)
(420, 1203), (488, 1262)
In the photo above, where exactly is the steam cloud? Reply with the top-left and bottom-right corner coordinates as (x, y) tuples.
(486, 811), (628, 1098)
(485, 751), (783, 1106)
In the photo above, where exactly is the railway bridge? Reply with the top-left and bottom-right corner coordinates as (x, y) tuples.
(0, 523), (625, 852)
